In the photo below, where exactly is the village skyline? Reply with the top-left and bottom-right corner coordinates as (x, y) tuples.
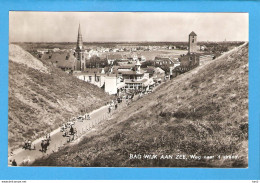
(9, 12), (248, 43)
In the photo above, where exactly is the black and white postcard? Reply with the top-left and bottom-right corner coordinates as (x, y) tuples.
(8, 12), (248, 167)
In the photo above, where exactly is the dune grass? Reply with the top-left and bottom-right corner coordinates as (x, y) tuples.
(8, 45), (112, 151)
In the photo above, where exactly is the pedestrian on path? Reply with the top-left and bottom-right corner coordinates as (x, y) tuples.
(86, 114), (90, 120)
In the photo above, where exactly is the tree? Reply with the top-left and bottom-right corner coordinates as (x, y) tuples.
(86, 56), (108, 68)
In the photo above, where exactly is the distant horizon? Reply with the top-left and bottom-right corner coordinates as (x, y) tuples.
(9, 12), (248, 42)
(11, 40), (247, 44)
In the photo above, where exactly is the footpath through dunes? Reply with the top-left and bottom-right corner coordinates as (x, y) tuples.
(32, 43), (248, 167)
(8, 44), (112, 151)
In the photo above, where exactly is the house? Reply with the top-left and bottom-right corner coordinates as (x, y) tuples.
(172, 58), (181, 68)
(37, 49), (49, 54)
(142, 66), (155, 78)
(138, 55), (146, 62)
(150, 67), (165, 83)
(118, 60), (154, 92)
(153, 57), (175, 67)
(74, 67), (126, 95)
(104, 74), (125, 95)
(126, 53), (145, 62)
(41, 51), (77, 71)
(53, 48), (60, 52)
(200, 45), (207, 51)
(73, 68), (107, 87)
(106, 54), (123, 65)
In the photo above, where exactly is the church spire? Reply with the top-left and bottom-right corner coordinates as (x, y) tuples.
(75, 23), (85, 71)
(76, 24), (83, 50)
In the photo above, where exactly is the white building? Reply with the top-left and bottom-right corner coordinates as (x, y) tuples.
(74, 68), (126, 95)
(104, 74), (125, 95)
(75, 72), (106, 88)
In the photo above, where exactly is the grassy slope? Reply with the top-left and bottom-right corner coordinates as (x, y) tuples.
(32, 44), (248, 167)
(8, 45), (111, 150)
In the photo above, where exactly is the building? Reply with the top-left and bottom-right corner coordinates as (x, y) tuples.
(53, 48), (60, 52)
(75, 24), (86, 71)
(119, 60), (154, 92)
(144, 66), (165, 84)
(75, 59), (155, 95)
(153, 56), (175, 67)
(104, 74), (125, 95)
(138, 55), (146, 62)
(74, 68), (107, 87)
(106, 54), (123, 65)
(179, 53), (200, 70)
(125, 53), (145, 62)
(188, 31), (197, 53)
(37, 49), (49, 54)
(172, 58), (180, 69)
(41, 51), (77, 71)
(200, 45), (207, 51)
(173, 31), (200, 77)
(117, 64), (135, 72)
(74, 67), (126, 95)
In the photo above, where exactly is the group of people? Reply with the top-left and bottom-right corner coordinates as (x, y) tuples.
(45, 133), (51, 141)
(60, 114), (92, 141)
(108, 100), (119, 113)
(60, 121), (77, 143)
(23, 139), (34, 150)
(62, 125), (72, 137)
(24, 140), (31, 146)
(23, 132), (51, 150)
(124, 89), (153, 103)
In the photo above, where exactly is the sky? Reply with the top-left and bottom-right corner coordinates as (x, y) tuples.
(9, 12), (248, 42)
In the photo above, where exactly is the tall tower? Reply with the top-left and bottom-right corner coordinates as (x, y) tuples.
(188, 31), (197, 53)
(75, 24), (85, 71)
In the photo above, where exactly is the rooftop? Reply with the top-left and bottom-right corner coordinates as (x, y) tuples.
(120, 70), (145, 75)
(41, 52), (76, 69)
(124, 78), (148, 84)
(154, 57), (173, 62)
(189, 31), (197, 36)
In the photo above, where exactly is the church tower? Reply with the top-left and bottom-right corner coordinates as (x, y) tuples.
(75, 24), (85, 71)
(188, 31), (197, 53)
